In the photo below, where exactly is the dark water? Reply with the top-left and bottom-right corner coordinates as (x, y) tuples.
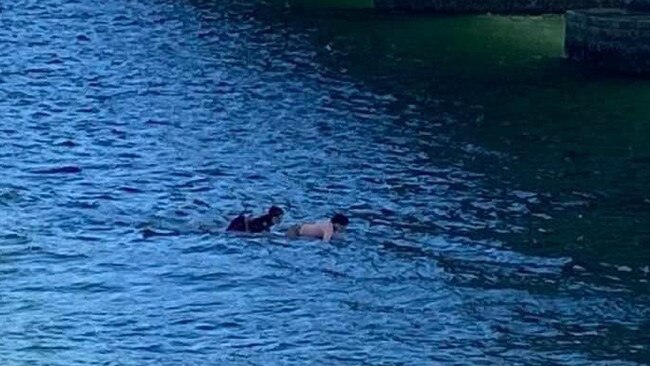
(1, 0), (649, 364)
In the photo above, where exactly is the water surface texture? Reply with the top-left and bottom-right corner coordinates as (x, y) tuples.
(1, 1), (649, 365)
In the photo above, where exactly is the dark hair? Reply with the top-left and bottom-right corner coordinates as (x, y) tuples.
(331, 213), (349, 226)
(268, 206), (284, 217)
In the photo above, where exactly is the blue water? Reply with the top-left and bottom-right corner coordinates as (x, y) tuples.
(1, 0), (648, 365)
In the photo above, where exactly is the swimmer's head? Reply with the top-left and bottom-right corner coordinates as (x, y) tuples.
(268, 206), (284, 224)
(331, 213), (349, 232)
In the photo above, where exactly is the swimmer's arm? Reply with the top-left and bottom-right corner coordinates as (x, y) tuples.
(322, 226), (333, 242)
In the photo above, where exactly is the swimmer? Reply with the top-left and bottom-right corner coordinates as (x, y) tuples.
(286, 213), (349, 242)
(226, 206), (284, 233)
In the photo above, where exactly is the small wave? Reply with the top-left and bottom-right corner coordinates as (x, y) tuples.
(141, 228), (180, 239)
(32, 166), (82, 174)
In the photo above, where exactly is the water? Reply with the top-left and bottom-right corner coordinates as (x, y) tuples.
(1, 1), (648, 365)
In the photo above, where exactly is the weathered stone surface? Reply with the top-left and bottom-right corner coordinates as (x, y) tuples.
(372, 0), (619, 14)
(565, 9), (650, 75)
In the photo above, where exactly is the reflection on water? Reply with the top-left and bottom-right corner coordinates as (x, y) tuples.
(0, 0), (648, 365)
(264, 9), (650, 274)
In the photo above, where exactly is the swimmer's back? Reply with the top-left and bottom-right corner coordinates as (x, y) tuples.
(288, 221), (334, 241)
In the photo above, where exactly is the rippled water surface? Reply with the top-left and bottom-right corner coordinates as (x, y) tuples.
(1, 1), (649, 365)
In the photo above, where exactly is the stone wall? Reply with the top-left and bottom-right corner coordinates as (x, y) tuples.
(565, 9), (650, 75)
(372, 0), (620, 14)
